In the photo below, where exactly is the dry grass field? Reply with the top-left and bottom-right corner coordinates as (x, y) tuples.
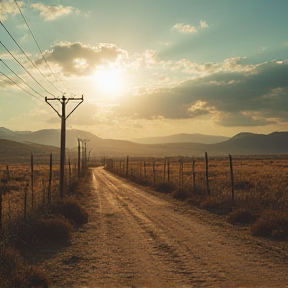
(0, 163), (74, 230)
(106, 154), (288, 239)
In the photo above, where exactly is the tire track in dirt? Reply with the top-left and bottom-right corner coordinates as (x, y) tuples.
(92, 168), (288, 287)
(32, 167), (288, 287)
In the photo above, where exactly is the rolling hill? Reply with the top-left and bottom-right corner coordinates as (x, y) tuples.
(0, 128), (287, 163)
(0, 138), (60, 164)
(133, 133), (229, 144)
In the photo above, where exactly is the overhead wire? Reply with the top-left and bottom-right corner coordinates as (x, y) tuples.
(13, 0), (66, 93)
(0, 58), (44, 98)
(0, 41), (56, 98)
(0, 20), (62, 95)
(0, 70), (42, 101)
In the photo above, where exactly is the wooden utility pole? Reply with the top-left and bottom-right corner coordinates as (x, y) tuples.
(83, 139), (90, 170)
(45, 95), (83, 197)
(77, 138), (81, 178)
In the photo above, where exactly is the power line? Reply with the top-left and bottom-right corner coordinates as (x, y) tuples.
(0, 59), (44, 98)
(0, 70), (42, 101)
(0, 41), (56, 98)
(0, 20), (63, 94)
(13, 0), (65, 92)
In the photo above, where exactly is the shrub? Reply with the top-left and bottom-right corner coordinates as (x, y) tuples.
(58, 198), (88, 225)
(172, 188), (191, 201)
(234, 180), (254, 190)
(250, 210), (288, 240)
(153, 182), (176, 194)
(200, 197), (232, 215)
(21, 266), (50, 288)
(34, 217), (72, 244)
(227, 209), (256, 225)
(0, 247), (23, 277)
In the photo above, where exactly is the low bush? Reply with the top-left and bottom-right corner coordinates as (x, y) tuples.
(33, 217), (73, 244)
(153, 182), (176, 194)
(200, 197), (232, 215)
(0, 247), (50, 288)
(250, 210), (288, 240)
(0, 247), (23, 278)
(58, 198), (88, 225)
(172, 188), (191, 201)
(227, 209), (256, 225)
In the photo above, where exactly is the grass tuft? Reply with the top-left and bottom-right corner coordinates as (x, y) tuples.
(227, 209), (256, 225)
(250, 210), (288, 240)
(153, 182), (176, 194)
(200, 197), (232, 215)
(0, 247), (23, 277)
(172, 188), (191, 201)
(33, 217), (73, 244)
(58, 198), (88, 225)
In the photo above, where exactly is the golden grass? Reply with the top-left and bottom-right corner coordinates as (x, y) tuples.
(0, 163), (78, 231)
(108, 155), (288, 237)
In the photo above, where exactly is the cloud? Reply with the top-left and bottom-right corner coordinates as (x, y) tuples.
(0, 0), (23, 21)
(116, 60), (288, 127)
(31, 3), (79, 21)
(216, 112), (274, 127)
(37, 42), (126, 76)
(172, 20), (209, 34)
(172, 23), (197, 34)
(199, 20), (209, 29)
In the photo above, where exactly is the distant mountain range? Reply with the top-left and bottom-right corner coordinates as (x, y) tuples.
(133, 133), (230, 144)
(0, 127), (287, 163)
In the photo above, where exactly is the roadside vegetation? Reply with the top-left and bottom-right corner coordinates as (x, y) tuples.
(105, 155), (288, 241)
(0, 164), (90, 288)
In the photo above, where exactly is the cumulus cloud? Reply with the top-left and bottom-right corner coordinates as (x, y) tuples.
(199, 20), (209, 29)
(172, 23), (197, 34)
(116, 60), (288, 127)
(0, 0), (23, 21)
(172, 20), (209, 34)
(31, 3), (79, 21)
(37, 42), (126, 76)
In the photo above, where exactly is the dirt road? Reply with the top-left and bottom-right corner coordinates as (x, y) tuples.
(35, 167), (288, 287)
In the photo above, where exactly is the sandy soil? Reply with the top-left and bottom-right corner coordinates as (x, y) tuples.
(30, 167), (288, 287)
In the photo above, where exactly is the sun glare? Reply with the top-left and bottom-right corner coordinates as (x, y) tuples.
(94, 67), (123, 95)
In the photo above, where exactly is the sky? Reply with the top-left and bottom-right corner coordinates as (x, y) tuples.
(0, 0), (288, 140)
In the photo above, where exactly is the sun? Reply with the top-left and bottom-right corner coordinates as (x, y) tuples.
(94, 67), (123, 95)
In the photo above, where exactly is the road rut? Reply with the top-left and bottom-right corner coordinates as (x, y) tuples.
(33, 167), (288, 287)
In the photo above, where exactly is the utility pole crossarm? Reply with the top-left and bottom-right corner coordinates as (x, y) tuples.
(66, 95), (84, 120)
(45, 96), (61, 118)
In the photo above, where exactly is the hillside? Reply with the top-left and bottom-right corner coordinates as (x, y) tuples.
(0, 138), (60, 164)
(133, 133), (229, 144)
(0, 128), (102, 149)
(0, 128), (287, 160)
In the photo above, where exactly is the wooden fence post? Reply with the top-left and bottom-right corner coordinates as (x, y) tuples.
(163, 157), (166, 180)
(68, 158), (72, 187)
(205, 152), (210, 195)
(126, 155), (129, 176)
(6, 165), (9, 178)
(153, 158), (156, 183)
(144, 162), (147, 181)
(179, 157), (184, 187)
(42, 179), (45, 206)
(192, 158), (196, 192)
(167, 157), (170, 182)
(229, 154), (235, 206)
(24, 181), (28, 219)
(0, 185), (2, 231)
(31, 154), (34, 210)
(48, 153), (52, 204)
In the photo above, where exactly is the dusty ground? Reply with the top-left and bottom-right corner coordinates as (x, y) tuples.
(29, 167), (288, 287)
